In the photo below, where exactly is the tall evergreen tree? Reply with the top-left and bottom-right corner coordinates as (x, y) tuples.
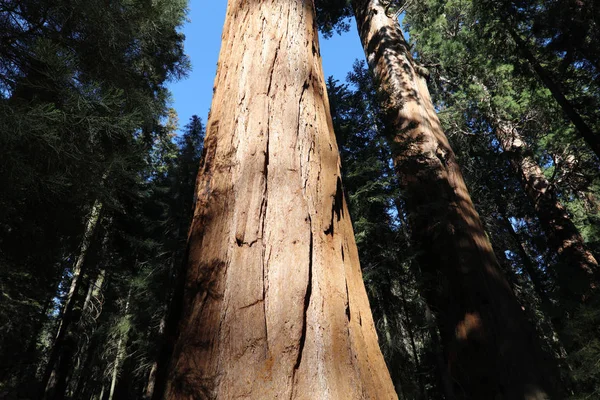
(343, 1), (561, 397)
(403, 0), (600, 395)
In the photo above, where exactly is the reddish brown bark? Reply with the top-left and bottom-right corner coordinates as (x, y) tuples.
(495, 121), (599, 307)
(351, 1), (561, 398)
(160, 1), (397, 398)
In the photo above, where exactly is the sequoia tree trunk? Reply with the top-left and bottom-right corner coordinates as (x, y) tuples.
(160, 0), (396, 399)
(494, 121), (599, 307)
(351, 1), (561, 398)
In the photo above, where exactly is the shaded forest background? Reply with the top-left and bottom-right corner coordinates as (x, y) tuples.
(1, 0), (599, 399)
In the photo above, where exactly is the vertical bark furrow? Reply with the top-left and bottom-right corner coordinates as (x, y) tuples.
(294, 215), (313, 372)
(291, 215), (314, 400)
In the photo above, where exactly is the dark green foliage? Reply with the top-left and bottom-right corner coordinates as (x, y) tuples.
(404, 0), (600, 396)
(0, 0), (191, 397)
(315, 0), (353, 38)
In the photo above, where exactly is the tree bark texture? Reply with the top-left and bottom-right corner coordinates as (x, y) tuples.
(351, 1), (561, 398)
(162, 1), (397, 399)
(495, 121), (599, 306)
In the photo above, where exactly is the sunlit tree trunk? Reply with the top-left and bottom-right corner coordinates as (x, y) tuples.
(72, 269), (107, 399)
(144, 316), (166, 399)
(351, 1), (561, 398)
(42, 200), (103, 400)
(159, 0), (397, 399)
(108, 289), (131, 400)
(495, 120), (599, 306)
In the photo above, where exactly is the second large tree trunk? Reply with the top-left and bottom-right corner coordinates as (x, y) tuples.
(159, 1), (396, 398)
(351, 1), (561, 398)
(494, 120), (599, 307)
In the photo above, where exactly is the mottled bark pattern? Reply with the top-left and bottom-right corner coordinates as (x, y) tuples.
(496, 122), (599, 305)
(163, 1), (396, 399)
(351, 0), (560, 398)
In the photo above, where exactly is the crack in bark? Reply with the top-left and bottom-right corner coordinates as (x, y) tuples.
(262, 247), (270, 354)
(292, 215), (313, 375)
(298, 78), (311, 192)
(324, 177), (344, 235)
(266, 42), (280, 97)
(344, 273), (351, 322)
(235, 237), (259, 247)
(239, 298), (264, 310)
(260, 57), (273, 355)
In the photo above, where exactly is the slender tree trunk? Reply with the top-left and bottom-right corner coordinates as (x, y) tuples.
(507, 27), (600, 159)
(41, 200), (103, 399)
(72, 269), (107, 399)
(351, 1), (561, 398)
(53, 201), (103, 340)
(108, 289), (131, 400)
(97, 384), (105, 400)
(495, 121), (599, 305)
(144, 316), (166, 399)
(159, 1), (397, 399)
(82, 269), (106, 314)
(378, 300), (407, 400)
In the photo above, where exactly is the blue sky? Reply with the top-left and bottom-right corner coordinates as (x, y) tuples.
(168, 0), (367, 132)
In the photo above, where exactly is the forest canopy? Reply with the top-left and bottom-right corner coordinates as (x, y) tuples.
(1, 0), (599, 399)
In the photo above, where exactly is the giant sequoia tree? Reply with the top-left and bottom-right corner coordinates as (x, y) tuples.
(158, 0), (397, 398)
(348, 1), (561, 398)
(404, 0), (600, 394)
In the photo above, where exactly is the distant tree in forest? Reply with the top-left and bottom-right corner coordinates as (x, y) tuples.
(0, 0), (189, 397)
